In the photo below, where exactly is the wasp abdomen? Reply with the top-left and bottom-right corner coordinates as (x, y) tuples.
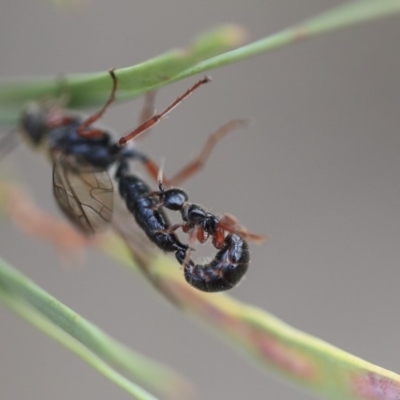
(176, 234), (249, 292)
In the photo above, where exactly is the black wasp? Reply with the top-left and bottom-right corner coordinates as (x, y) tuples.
(18, 70), (138, 235)
(17, 70), (264, 291)
(17, 70), (207, 235)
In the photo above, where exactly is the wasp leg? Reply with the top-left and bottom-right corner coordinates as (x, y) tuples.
(76, 69), (118, 138)
(119, 77), (210, 145)
(166, 119), (247, 187)
(217, 213), (267, 244)
(127, 119), (247, 188)
(135, 90), (157, 141)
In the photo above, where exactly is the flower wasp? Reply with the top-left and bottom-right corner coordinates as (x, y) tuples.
(14, 70), (264, 291)
(17, 71), (209, 235)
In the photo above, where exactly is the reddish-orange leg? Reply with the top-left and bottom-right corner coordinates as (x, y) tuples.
(136, 90), (157, 141)
(165, 119), (247, 187)
(157, 209), (265, 250)
(182, 215), (266, 252)
(140, 119), (247, 187)
(119, 77), (211, 145)
(216, 214), (267, 244)
(76, 69), (118, 138)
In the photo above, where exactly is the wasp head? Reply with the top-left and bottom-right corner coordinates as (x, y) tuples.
(19, 103), (50, 147)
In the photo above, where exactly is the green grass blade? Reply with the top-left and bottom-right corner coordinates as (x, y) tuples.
(0, 257), (191, 400)
(0, 24), (246, 116)
(175, 0), (400, 79)
(1, 0), (400, 126)
(0, 288), (158, 400)
(106, 238), (400, 400)
(2, 0), (400, 398)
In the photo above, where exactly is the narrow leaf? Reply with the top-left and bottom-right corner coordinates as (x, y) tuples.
(105, 238), (400, 400)
(1, 0), (400, 126)
(0, 257), (192, 400)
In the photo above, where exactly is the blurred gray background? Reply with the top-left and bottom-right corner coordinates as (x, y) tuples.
(1, 1), (400, 399)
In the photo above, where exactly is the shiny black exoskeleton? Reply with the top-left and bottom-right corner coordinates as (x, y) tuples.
(16, 70), (254, 292)
(116, 158), (188, 254)
(151, 182), (251, 292)
(176, 234), (249, 292)
(19, 93), (152, 235)
(115, 164), (250, 292)
(21, 105), (127, 169)
(46, 121), (121, 169)
(155, 183), (224, 247)
(20, 104), (137, 234)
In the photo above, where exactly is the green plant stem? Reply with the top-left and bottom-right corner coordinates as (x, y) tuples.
(1, 0), (400, 126)
(0, 288), (159, 400)
(175, 0), (400, 80)
(0, 257), (190, 399)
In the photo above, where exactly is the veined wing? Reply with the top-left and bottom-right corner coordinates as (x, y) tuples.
(52, 159), (113, 235)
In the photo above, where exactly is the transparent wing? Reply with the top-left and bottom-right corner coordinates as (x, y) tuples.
(52, 159), (113, 235)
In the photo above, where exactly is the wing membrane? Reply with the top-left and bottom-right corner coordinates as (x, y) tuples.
(53, 160), (113, 235)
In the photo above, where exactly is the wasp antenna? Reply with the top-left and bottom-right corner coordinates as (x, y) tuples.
(156, 158), (165, 184)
